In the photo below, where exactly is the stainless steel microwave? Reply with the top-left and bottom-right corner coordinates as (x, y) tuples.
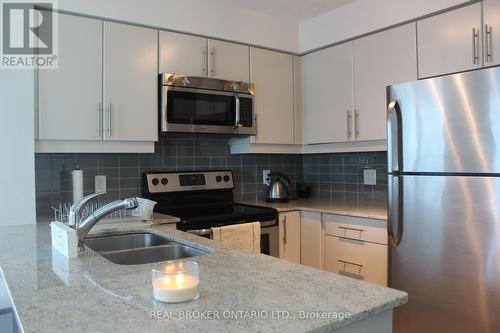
(160, 73), (255, 135)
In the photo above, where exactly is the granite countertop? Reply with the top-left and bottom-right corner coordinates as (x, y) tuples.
(237, 199), (387, 220)
(0, 221), (406, 333)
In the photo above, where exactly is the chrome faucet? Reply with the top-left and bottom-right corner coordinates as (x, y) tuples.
(69, 193), (138, 249)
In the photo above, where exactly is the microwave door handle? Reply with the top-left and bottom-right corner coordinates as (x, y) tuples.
(234, 94), (241, 129)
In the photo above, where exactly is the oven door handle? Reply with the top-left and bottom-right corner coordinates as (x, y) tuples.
(186, 229), (213, 236)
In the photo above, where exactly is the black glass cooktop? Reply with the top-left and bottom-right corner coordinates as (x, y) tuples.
(155, 203), (277, 230)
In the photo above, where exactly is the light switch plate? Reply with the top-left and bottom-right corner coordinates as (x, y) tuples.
(263, 170), (271, 185)
(95, 175), (107, 193)
(363, 169), (377, 185)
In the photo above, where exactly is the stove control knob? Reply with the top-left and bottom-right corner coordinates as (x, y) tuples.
(216, 175), (223, 183)
(161, 178), (168, 185)
(152, 178), (159, 186)
(223, 175), (230, 182)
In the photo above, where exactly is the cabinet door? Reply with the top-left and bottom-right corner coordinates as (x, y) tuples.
(303, 42), (354, 144)
(38, 14), (102, 140)
(484, 0), (500, 67)
(103, 22), (158, 141)
(207, 39), (249, 82)
(250, 48), (294, 144)
(354, 23), (417, 141)
(300, 211), (322, 269)
(324, 235), (387, 286)
(279, 211), (301, 263)
(417, 3), (482, 78)
(159, 31), (207, 76)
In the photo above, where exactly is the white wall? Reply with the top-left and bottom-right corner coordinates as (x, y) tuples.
(299, 0), (473, 52)
(0, 70), (36, 226)
(58, 0), (299, 53)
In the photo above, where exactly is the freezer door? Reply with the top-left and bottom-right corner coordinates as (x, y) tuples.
(389, 175), (500, 333)
(388, 66), (500, 173)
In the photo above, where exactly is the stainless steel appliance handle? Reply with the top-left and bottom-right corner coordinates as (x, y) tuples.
(347, 110), (352, 139)
(388, 176), (404, 248)
(282, 215), (287, 245)
(186, 229), (213, 236)
(387, 98), (403, 174)
(96, 103), (101, 137)
(234, 94), (241, 129)
(485, 24), (492, 63)
(472, 27), (479, 64)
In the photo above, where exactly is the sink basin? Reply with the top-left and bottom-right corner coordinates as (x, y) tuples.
(84, 232), (209, 265)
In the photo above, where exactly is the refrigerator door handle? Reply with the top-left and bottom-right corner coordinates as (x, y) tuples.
(387, 98), (403, 174)
(388, 176), (404, 248)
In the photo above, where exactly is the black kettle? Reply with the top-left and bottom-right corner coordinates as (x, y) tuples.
(265, 172), (291, 203)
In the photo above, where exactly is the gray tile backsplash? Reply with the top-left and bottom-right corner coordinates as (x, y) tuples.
(35, 137), (387, 219)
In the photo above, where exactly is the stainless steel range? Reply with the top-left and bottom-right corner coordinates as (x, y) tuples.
(142, 170), (279, 256)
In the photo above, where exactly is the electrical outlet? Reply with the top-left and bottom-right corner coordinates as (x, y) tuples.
(95, 175), (107, 193)
(363, 169), (377, 185)
(263, 170), (271, 185)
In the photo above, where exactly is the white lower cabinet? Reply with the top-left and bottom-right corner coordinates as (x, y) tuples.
(324, 236), (387, 286)
(323, 214), (388, 286)
(300, 211), (323, 269)
(278, 211), (301, 264)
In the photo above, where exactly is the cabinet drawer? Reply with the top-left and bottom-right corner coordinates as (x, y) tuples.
(324, 235), (387, 286)
(323, 214), (387, 245)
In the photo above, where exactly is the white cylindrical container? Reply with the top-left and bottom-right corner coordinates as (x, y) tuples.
(72, 169), (83, 203)
(152, 261), (200, 303)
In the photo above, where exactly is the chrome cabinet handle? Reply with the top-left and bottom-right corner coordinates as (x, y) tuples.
(387, 98), (403, 174)
(347, 110), (352, 139)
(202, 46), (207, 75)
(472, 27), (480, 65)
(354, 110), (360, 138)
(282, 215), (287, 245)
(338, 259), (364, 268)
(233, 94), (241, 129)
(210, 48), (215, 76)
(485, 24), (493, 63)
(338, 226), (365, 233)
(107, 103), (112, 138)
(96, 103), (102, 137)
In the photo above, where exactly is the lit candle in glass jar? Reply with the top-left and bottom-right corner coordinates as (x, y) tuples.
(152, 260), (200, 303)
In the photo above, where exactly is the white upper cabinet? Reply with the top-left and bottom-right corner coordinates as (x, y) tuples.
(303, 42), (354, 144)
(159, 31), (207, 76)
(38, 14), (102, 141)
(417, 3), (482, 78)
(103, 22), (158, 142)
(208, 39), (249, 82)
(353, 23), (417, 141)
(483, 0), (500, 67)
(250, 48), (294, 144)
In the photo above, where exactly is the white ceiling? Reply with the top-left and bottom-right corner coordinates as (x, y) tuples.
(214, 0), (358, 22)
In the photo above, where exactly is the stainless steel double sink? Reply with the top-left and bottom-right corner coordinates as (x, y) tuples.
(84, 232), (209, 265)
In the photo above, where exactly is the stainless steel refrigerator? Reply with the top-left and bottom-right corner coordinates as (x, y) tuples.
(387, 66), (500, 333)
